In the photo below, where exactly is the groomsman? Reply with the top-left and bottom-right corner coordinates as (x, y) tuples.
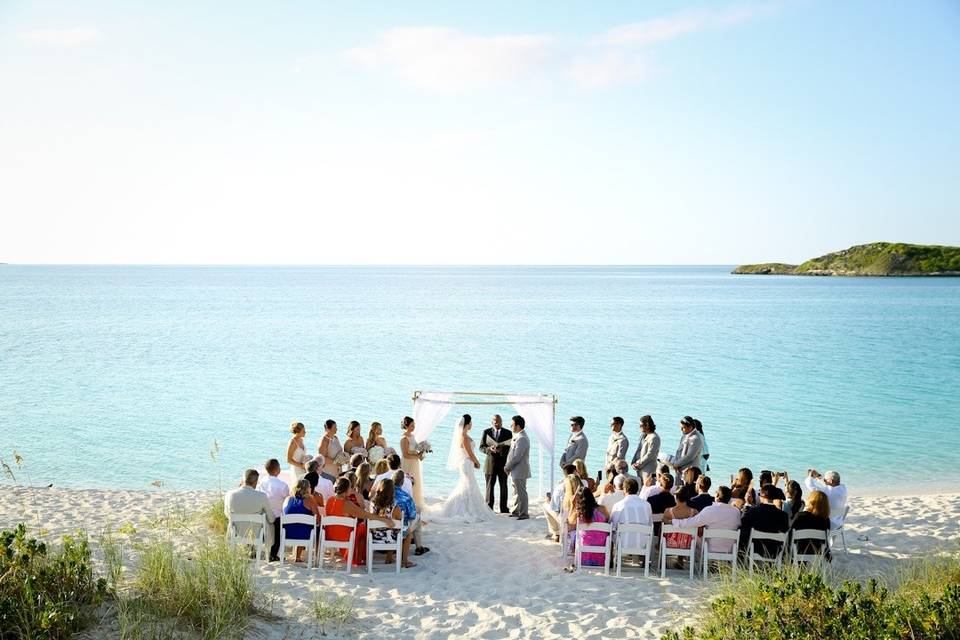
(605, 417), (629, 468)
(559, 416), (589, 468)
(479, 414), (513, 513)
(504, 415), (531, 520)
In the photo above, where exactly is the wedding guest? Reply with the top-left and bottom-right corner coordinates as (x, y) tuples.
(392, 469), (428, 556)
(255, 459), (289, 562)
(323, 476), (393, 568)
(738, 484), (789, 558)
(564, 487), (610, 572)
(791, 489), (831, 557)
(662, 484), (699, 564)
(368, 478), (411, 567)
(669, 416), (704, 480)
(318, 420), (343, 478)
(366, 422), (388, 465)
(281, 478), (320, 564)
(783, 480), (804, 524)
(305, 457), (335, 500)
(224, 469), (274, 558)
(730, 468), (754, 508)
(631, 415), (660, 480)
(373, 458), (390, 477)
(609, 477), (653, 553)
(647, 473), (677, 515)
(667, 485), (742, 556)
(600, 474), (626, 511)
(299, 466), (326, 517)
(356, 462), (374, 501)
(543, 464), (578, 541)
(561, 473), (584, 524)
(286, 422), (308, 481)
(638, 472), (662, 500)
(804, 469), (848, 530)
(348, 453), (365, 470)
(399, 416), (425, 510)
(605, 417), (629, 468)
(378, 453), (413, 495)
(559, 416), (588, 469)
(344, 471), (366, 509)
(574, 459), (596, 492)
(758, 470), (785, 507)
(688, 475), (714, 511)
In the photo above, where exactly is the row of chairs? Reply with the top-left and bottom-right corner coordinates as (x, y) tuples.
(569, 516), (833, 578)
(225, 513), (406, 574)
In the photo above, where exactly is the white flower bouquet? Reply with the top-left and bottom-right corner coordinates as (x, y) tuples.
(416, 441), (433, 456)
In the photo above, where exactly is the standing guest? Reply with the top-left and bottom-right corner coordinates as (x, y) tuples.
(256, 459), (290, 562)
(783, 480), (804, 524)
(662, 483), (699, 562)
(356, 462), (374, 501)
(343, 421), (366, 457)
(600, 474), (627, 511)
(605, 417), (630, 468)
(574, 459), (596, 492)
(559, 416), (589, 469)
(564, 487), (611, 571)
(688, 475), (715, 511)
(305, 458), (335, 502)
(730, 468), (754, 508)
(286, 422), (308, 481)
(667, 485), (742, 556)
(224, 469), (275, 558)
(631, 416), (661, 480)
(738, 484), (789, 558)
(322, 476), (393, 568)
(281, 478), (320, 564)
(503, 415), (531, 520)
(366, 422), (388, 465)
(648, 473), (677, 515)
(318, 420), (343, 478)
(543, 464), (578, 541)
(479, 414), (513, 514)
(791, 489), (831, 556)
(392, 470), (429, 556)
(399, 416), (425, 511)
(609, 477), (653, 553)
(804, 470), (848, 530)
(669, 416), (704, 480)
(638, 472), (662, 500)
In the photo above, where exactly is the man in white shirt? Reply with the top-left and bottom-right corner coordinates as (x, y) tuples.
(600, 474), (627, 512)
(255, 459), (289, 562)
(804, 469), (848, 530)
(610, 477), (653, 552)
(667, 485), (742, 554)
(638, 472), (662, 500)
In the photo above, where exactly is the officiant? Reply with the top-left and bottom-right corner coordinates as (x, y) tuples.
(479, 414), (512, 513)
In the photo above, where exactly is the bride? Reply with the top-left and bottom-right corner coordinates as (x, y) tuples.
(428, 414), (491, 522)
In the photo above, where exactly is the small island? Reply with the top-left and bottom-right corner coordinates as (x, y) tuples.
(733, 242), (960, 277)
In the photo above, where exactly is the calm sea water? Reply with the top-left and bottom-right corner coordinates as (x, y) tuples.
(1, 266), (958, 496)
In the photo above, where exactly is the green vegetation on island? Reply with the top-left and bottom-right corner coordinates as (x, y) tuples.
(733, 242), (960, 276)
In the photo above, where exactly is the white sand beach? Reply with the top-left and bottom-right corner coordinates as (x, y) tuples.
(1, 486), (958, 639)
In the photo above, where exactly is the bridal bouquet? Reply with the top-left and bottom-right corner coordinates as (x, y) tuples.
(416, 441), (433, 456)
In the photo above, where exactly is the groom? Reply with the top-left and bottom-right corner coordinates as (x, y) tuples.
(480, 414), (512, 513)
(503, 415), (530, 520)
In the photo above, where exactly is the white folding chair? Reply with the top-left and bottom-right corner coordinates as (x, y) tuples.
(614, 523), (654, 577)
(317, 515), (357, 573)
(650, 513), (663, 559)
(560, 511), (573, 559)
(830, 505), (850, 553)
(367, 521), (405, 574)
(747, 530), (787, 575)
(226, 513), (266, 570)
(574, 522), (613, 575)
(700, 528), (739, 581)
(278, 513), (316, 568)
(659, 525), (698, 579)
(791, 529), (829, 568)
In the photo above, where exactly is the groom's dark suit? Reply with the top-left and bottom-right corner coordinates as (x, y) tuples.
(479, 425), (513, 513)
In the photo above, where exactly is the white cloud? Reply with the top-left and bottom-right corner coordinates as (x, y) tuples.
(343, 27), (553, 91)
(18, 27), (102, 47)
(567, 51), (648, 90)
(603, 5), (773, 47)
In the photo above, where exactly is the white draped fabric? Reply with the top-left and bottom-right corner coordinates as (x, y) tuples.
(412, 391), (455, 443)
(507, 393), (557, 496)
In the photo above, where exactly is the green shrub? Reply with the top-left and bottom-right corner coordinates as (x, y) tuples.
(0, 524), (106, 640)
(204, 496), (228, 536)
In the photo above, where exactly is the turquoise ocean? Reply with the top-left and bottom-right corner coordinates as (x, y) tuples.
(1, 266), (958, 496)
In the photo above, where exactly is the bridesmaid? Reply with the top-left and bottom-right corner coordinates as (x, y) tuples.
(366, 421), (389, 465)
(286, 421), (308, 480)
(399, 416), (424, 510)
(318, 419), (343, 478)
(343, 421), (366, 457)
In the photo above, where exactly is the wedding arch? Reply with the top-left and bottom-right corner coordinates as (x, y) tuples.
(411, 390), (558, 496)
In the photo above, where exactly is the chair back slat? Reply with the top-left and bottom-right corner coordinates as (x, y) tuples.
(702, 528), (739, 541)
(281, 514), (317, 527)
(321, 516), (358, 529)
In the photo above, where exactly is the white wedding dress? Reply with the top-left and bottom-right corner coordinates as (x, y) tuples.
(428, 420), (491, 523)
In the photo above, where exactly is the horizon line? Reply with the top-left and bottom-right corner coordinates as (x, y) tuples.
(0, 262), (740, 268)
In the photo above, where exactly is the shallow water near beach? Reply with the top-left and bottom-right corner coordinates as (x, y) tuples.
(1, 265), (958, 495)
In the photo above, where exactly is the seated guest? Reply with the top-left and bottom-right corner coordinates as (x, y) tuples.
(564, 487), (610, 572)
(688, 475), (714, 511)
(224, 469), (275, 558)
(639, 471), (662, 500)
(344, 471), (366, 509)
(377, 454), (413, 496)
(255, 459), (290, 562)
(373, 458), (390, 478)
(730, 467), (754, 509)
(647, 473), (677, 515)
(738, 484), (789, 558)
(614, 459), (631, 479)
(609, 477), (653, 553)
(574, 459), (596, 492)
(304, 458), (335, 502)
(311, 453), (336, 484)
(356, 462), (373, 501)
(783, 480), (804, 525)
(662, 483), (699, 561)
(543, 464), (578, 542)
(804, 469), (848, 530)
(323, 476), (393, 567)
(667, 485), (742, 555)
(349, 453), (365, 470)
(282, 478), (321, 563)
(392, 470), (429, 556)
(561, 473), (585, 525)
(368, 478), (414, 568)
(791, 489), (831, 557)
(680, 466), (702, 491)
(599, 474), (626, 511)
(758, 470), (785, 508)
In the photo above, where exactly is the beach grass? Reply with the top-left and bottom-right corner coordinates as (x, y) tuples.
(313, 591), (354, 633)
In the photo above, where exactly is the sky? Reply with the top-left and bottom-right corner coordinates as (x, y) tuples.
(1, 0), (958, 265)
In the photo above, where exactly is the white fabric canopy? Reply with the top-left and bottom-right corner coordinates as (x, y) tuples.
(506, 393), (555, 451)
(412, 391), (455, 443)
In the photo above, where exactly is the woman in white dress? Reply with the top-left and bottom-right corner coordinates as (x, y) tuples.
(429, 414), (490, 522)
(286, 421), (308, 480)
(318, 419), (343, 478)
(399, 416), (424, 510)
